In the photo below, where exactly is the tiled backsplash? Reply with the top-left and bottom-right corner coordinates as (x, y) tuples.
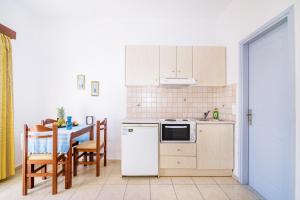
(126, 84), (236, 120)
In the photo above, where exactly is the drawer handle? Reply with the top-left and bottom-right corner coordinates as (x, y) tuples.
(177, 148), (181, 151)
(177, 161), (181, 164)
(199, 130), (202, 132)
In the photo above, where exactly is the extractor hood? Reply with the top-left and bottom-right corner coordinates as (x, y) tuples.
(160, 78), (196, 86)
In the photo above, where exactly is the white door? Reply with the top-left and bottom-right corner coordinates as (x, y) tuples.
(177, 46), (193, 78)
(159, 46), (177, 78)
(192, 47), (226, 86)
(121, 124), (158, 176)
(248, 21), (293, 200)
(125, 46), (159, 86)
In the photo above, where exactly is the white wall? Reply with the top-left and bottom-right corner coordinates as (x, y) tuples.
(0, 0), (221, 165)
(0, 2), (47, 166)
(36, 18), (218, 161)
(216, 0), (300, 198)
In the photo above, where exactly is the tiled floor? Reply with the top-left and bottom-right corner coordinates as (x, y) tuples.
(0, 161), (261, 200)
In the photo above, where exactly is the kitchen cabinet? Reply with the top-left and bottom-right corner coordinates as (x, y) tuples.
(159, 46), (177, 78)
(160, 143), (196, 169)
(125, 46), (159, 86)
(160, 143), (196, 156)
(160, 156), (196, 169)
(159, 46), (193, 79)
(177, 46), (193, 78)
(193, 46), (226, 86)
(197, 124), (234, 169)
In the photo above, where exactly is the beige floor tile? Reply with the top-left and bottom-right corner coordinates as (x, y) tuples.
(197, 185), (229, 200)
(106, 174), (128, 185)
(171, 177), (194, 185)
(124, 185), (150, 200)
(213, 177), (239, 185)
(192, 177), (216, 185)
(127, 177), (150, 185)
(70, 185), (102, 200)
(220, 185), (259, 200)
(174, 185), (204, 200)
(150, 177), (172, 185)
(150, 185), (177, 200)
(97, 185), (126, 200)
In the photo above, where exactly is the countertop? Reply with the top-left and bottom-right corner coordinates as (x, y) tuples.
(122, 118), (160, 124)
(122, 118), (235, 124)
(196, 119), (235, 124)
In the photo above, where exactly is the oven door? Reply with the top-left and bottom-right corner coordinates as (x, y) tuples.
(161, 124), (191, 142)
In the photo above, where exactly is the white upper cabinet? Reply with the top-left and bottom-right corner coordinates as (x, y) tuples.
(125, 46), (159, 86)
(159, 46), (177, 78)
(177, 47), (193, 78)
(159, 46), (193, 79)
(125, 45), (226, 86)
(193, 47), (226, 86)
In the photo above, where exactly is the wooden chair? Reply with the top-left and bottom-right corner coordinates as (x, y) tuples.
(22, 123), (67, 195)
(41, 118), (57, 126)
(73, 118), (107, 177)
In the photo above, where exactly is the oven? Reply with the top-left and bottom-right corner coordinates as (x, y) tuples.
(160, 120), (196, 143)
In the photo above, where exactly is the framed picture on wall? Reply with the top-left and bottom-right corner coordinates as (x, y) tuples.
(77, 74), (85, 90)
(91, 81), (99, 96)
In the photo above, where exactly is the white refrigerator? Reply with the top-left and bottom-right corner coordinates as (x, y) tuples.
(121, 123), (159, 176)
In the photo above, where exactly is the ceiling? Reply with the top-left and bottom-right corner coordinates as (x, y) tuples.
(16, 0), (232, 21)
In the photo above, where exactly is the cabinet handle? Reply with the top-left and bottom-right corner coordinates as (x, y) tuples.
(199, 130), (202, 132)
(177, 148), (181, 151)
(176, 161), (181, 164)
(172, 70), (175, 73)
(178, 70), (181, 73)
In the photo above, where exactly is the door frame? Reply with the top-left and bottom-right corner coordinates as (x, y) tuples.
(238, 5), (295, 198)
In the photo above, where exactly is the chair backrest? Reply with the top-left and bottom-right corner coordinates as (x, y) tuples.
(24, 123), (58, 161)
(41, 118), (57, 126)
(96, 118), (107, 152)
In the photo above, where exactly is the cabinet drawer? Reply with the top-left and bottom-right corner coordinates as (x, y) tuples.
(160, 143), (196, 156)
(160, 156), (196, 169)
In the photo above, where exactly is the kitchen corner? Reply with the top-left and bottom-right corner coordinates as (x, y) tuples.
(122, 118), (235, 177)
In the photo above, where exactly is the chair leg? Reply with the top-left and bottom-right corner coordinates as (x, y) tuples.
(73, 149), (78, 176)
(89, 152), (94, 162)
(83, 153), (87, 167)
(96, 152), (100, 177)
(42, 165), (47, 180)
(104, 152), (107, 167)
(29, 164), (35, 189)
(52, 164), (57, 195)
(64, 160), (68, 189)
(22, 163), (28, 195)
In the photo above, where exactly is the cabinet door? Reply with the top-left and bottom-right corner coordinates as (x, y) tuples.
(197, 124), (234, 169)
(177, 46), (193, 78)
(125, 46), (159, 86)
(193, 47), (226, 86)
(159, 46), (177, 78)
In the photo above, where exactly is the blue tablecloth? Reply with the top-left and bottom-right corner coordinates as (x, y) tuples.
(28, 125), (91, 153)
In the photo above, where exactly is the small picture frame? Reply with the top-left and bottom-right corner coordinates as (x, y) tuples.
(91, 81), (99, 96)
(77, 74), (85, 90)
(86, 116), (94, 125)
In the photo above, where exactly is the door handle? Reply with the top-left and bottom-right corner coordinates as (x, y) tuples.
(247, 109), (253, 125)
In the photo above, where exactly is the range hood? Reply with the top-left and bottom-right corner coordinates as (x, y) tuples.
(160, 78), (196, 86)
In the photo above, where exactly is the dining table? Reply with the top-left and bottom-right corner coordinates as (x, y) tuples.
(27, 124), (95, 189)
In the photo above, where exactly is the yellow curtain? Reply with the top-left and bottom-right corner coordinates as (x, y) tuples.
(0, 33), (15, 180)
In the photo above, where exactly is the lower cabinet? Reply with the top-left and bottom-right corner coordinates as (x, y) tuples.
(197, 124), (234, 170)
(160, 156), (196, 169)
(160, 143), (197, 169)
(159, 124), (234, 176)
